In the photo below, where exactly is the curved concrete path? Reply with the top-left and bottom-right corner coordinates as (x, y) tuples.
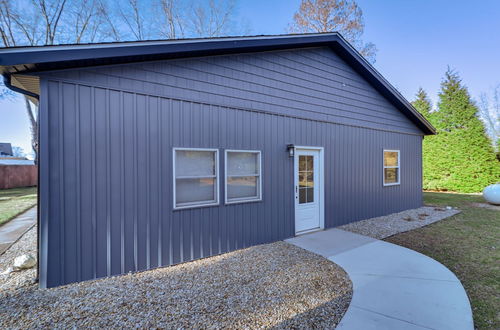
(286, 228), (474, 330)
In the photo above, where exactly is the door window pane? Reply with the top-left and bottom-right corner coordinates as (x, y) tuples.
(299, 156), (307, 171)
(299, 188), (307, 204)
(299, 172), (307, 188)
(298, 155), (314, 204)
(226, 151), (262, 203)
(306, 187), (314, 203)
(307, 156), (314, 172)
(307, 172), (314, 186)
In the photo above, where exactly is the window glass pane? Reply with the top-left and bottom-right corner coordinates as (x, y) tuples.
(384, 168), (399, 184)
(227, 176), (258, 199)
(176, 178), (215, 205)
(227, 152), (259, 176)
(384, 151), (399, 167)
(307, 172), (314, 186)
(299, 156), (307, 171)
(176, 150), (215, 177)
(299, 187), (307, 204)
(307, 187), (314, 203)
(307, 156), (314, 172)
(299, 172), (307, 188)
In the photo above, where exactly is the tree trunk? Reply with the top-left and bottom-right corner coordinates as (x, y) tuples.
(24, 96), (38, 164)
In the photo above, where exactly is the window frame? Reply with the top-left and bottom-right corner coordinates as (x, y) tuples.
(173, 147), (220, 210)
(383, 149), (400, 186)
(224, 149), (263, 205)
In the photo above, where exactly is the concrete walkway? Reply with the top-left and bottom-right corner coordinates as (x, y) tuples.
(286, 228), (474, 330)
(0, 207), (36, 255)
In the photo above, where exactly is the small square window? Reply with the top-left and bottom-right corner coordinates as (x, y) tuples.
(173, 148), (219, 209)
(225, 150), (262, 204)
(383, 150), (400, 186)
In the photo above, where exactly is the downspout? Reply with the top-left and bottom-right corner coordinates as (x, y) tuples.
(3, 73), (41, 284)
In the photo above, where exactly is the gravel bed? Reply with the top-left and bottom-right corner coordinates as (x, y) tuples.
(338, 206), (460, 239)
(0, 226), (352, 329)
(0, 224), (37, 290)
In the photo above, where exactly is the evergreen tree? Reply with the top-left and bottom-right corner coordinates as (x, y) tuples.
(413, 87), (432, 118)
(412, 88), (448, 191)
(421, 69), (500, 192)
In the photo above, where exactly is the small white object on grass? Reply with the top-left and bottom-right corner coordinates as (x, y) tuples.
(13, 254), (36, 271)
(446, 206), (453, 210)
(483, 183), (500, 205)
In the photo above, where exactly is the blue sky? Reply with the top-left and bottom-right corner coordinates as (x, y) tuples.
(2, 0), (499, 158)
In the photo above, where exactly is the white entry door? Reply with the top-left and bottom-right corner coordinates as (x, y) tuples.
(294, 148), (324, 234)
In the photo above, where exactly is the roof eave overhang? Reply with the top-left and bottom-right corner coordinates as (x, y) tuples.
(0, 33), (436, 135)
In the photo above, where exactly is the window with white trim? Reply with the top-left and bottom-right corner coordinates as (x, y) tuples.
(225, 150), (262, 204)
(383, 150), (400, 186)
(173, 148), (219, 209)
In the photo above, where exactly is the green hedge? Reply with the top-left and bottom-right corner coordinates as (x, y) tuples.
(412, 71), (500, 193)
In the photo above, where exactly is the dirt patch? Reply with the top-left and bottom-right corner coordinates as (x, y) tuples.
(469, 202), (500, 211)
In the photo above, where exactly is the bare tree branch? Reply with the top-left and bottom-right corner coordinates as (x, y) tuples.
(478, 84), (500, 151)
(288, 0), (376, 62)
(188, 0), (236, 37)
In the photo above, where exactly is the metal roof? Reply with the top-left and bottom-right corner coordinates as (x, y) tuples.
(0, 32), (436, 135)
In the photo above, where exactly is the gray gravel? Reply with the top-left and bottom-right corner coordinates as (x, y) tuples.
(0, 224), (37, 290)
(338, 206), (460, 239)
(0, 225), (352, 328)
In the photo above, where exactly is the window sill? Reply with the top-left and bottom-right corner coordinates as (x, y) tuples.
(225, 198), (263, 205)
(383, 182), (401, 187)
(173, 202), (219, 211)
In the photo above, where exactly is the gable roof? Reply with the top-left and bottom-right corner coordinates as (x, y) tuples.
(0, 33), (435, 135)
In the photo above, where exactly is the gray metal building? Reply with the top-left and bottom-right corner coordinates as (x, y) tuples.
(0, 33), (435, 288)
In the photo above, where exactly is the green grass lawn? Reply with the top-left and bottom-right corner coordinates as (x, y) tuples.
(385, 192), (499, 329)
(0, 187), (37, 226)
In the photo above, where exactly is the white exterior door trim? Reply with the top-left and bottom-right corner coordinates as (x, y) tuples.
(294, 146), (325, 235)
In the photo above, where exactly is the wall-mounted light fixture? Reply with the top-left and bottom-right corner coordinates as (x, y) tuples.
(287, 144), (295, 157)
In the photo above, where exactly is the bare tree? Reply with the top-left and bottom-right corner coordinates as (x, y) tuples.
(11, 146), (26, 158)
(95, 0), (121, 41)
(118, 0), (153, 40)
(0, 0), (245, 162)
(478, 84), (500, 152)
(0, 0), (16, 47)
(189, 0), (236, 37)
(288, 0), (376, 62)
(154, 0), (240, 39)
(34, 0), (68, 45)
(0, 0), (117, 163)
(157, 0), (185, 39)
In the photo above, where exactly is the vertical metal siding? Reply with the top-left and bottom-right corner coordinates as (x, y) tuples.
(39, 47), (425, 288)
(40, 82), (423, 287)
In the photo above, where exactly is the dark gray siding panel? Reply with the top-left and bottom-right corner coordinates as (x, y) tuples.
(42, 47), (423, 135)
(39, 77), (423, 288)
